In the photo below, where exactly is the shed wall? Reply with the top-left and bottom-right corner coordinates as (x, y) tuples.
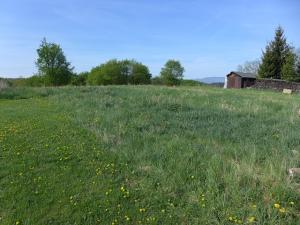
(227, 74), (242, 88)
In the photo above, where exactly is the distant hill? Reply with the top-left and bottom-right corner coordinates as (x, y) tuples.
(197, 77), (225, 84)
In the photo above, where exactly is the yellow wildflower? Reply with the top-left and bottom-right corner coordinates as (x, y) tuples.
(279, 208), (286, 213)
(274, 203), (280, 209)
(124, 215), (130, 221)
(139, 208), (146, 213)
(247, 216), (255, 223)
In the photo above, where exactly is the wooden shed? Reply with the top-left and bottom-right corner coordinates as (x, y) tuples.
(226, 72), (256, 89)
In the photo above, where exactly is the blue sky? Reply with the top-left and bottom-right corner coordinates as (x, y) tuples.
(0, 0), (299, 79)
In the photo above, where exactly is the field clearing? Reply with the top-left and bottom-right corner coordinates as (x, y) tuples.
(0, 86), (299, 225)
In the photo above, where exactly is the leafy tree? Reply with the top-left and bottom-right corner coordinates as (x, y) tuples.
(36, 38), (73, 86)
(160, 60), (184, 85)
(87, 59), (151, 85)
(88, 59), (127, 85)
(237, 60), (260, 74)
(71, 72), (89, 86)
(258, 26), (292, 79)
(126, 60), (151, 84)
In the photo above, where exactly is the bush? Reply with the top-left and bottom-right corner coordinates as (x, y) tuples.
(180, 79), (204, 86)
(125, 60), (151, 84)
(151, 77), (163, 85)
(88, 59), (126, 85)
(71, 72), (89, 86)
(87, 59), (151, 85)
(25, 75), (46, 87)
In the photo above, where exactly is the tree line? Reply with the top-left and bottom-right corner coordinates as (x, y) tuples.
(237, 26), (300, 82)
(6, 26), (300, 87)
(20, 38), (185, 87)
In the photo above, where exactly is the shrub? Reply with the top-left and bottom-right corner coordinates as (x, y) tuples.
(88, 59), (151, 85)
(180, 79), (203, 86)
(71, 72), (89, 86)
(151, 77), (163, 85)
(25, 75), (46, 87)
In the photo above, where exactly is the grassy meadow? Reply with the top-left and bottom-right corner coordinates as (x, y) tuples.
(0, 86), (299, 225)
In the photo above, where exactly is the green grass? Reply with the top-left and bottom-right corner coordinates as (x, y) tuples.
(0, 86), (299, 225)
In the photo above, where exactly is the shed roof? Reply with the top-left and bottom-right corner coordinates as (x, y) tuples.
(227, 71), (257, 79)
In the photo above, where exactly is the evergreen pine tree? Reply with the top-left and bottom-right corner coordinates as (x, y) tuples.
(296, 56), (300, 80)
(281, 51), (298, 82)
(258, 26), (291, 79)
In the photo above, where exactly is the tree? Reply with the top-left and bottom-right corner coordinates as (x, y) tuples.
(237, 60), (260, 74)
(87, 59), (151, 85)
(36, 38), (73, 86)
(71, 72), (89, 86)
(160, 60), (184, 85)
(258, 26), (292, 79)
(281, 51), (299, 82)
(295, 51), (300, 80)
(87, 59), (125, 85)
(126, 60), (151, 84)
(297, 62), (300, 79)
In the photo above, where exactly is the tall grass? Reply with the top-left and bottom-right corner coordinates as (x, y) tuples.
(0, 86), (299, 224)
(0, 87), (54, 100)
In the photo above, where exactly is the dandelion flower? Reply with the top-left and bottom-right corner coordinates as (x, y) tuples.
(139, 208), (146, 213)
(247, 216), (255, 223)
(279, 208), (286, 213)
(124, 215), (130, 221)
(274, 203), (280, 209)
